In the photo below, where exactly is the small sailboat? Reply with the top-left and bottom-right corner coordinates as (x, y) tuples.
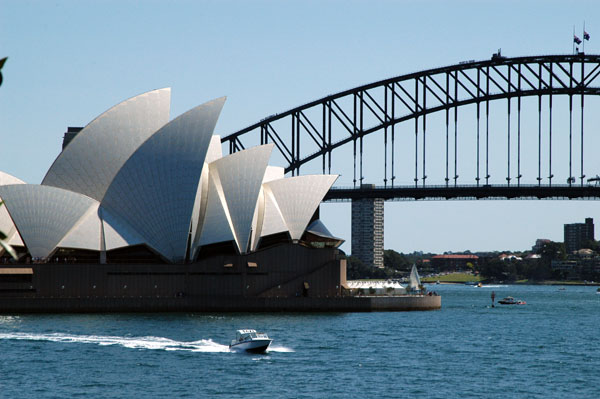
(409, 264), (422, 293)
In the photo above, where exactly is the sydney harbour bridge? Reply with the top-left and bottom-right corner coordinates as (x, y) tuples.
(222, 53), (600, 265)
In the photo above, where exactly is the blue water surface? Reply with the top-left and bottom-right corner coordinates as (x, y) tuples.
(0, 284), (598, 398)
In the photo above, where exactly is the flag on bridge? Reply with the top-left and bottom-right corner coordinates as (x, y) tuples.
(574, 35), (582, 44)
(584, 31), (590, 41)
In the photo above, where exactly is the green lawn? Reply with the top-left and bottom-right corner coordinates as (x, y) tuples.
(422, 273), (482, 283)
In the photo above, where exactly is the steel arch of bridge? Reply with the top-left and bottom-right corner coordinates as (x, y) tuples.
(222, 54), (600, 187)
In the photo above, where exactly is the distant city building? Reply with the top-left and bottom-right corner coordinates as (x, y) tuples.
(351, 185), (384, 268)
(532, 239), (551, 253)
(431, 254), (479, 271)
(551, 256), (600, 279)
(564, 218), (594, 254)
(551, 260), (578, 272)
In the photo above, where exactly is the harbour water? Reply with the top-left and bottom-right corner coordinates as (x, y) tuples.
(0, 284), (598, 398)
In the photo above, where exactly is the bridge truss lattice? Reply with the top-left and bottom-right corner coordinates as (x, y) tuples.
(223, 54), (600, 191)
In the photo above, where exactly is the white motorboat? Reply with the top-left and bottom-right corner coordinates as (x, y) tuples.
(229, 329), (272, 353)
(498, 296), (526, 305)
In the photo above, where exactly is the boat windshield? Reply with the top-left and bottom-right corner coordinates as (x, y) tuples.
(236, 331), (268, 341)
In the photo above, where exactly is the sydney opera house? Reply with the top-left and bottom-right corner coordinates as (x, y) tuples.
(0, 88), (440, 312)
(0, 88), (351, 311)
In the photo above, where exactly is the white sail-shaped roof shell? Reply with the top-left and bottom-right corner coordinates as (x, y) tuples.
(101, 208), (146, 251)
(204, 135), (223, 164)
(250, 166), (285, 251)
(262, 166), (284, 183)
(0, 171), (25, 186)
(264, 175), (338, 240)
(0, 185), (97, 259)
(55, 204), (147, 252)
(195, 166), (236, 248)
(259, 186), (288, 238)
(42, 88), (171, 202)
(0, 90), (343, 263)
(100, 97), (226, 262)
(57, 203), (102, 251)
(190, 135), (223, 258)
(0, 171), (25, 247)
(199, 144), (273, 254)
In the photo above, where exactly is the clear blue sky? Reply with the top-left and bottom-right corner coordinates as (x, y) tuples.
(2, 0), (600, 254)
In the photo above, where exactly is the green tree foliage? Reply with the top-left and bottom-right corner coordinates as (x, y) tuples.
(539, 241), (566, 263)
(383, 249), (411, 272)
(477, 241), (565, 282)
(346, 256), (387, 279)
(582, 239), (600, 252)
(346, 250), (438, 280)
(479, 258), (512, 281)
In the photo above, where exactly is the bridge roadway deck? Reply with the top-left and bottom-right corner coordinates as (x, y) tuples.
(324, 184), (600, 202)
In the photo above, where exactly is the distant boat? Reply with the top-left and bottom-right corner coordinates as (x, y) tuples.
(498, 296), (526, 305)
(409, 264), (421, 292)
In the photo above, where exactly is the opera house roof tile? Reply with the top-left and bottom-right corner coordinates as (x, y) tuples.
(42, 88), (171, 202)
(0, 91), (339, 264)
(0, 184), (97, 259)
(0, 171), (25, 247)
(265, 175), (338, 240)
(99, 97), (225, 262)
(196, 164), (237, 249)
(204, 144), (274, 254)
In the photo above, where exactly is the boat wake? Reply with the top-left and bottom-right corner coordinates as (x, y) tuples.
(268, 345), (294, 353)
(0, 332), (231, 353)
(0, 332), (294, 353)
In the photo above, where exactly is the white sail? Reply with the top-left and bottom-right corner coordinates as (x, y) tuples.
(409, 264), (421, 291)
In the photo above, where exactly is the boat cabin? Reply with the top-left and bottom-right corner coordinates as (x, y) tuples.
(235, 329), (268, 342)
